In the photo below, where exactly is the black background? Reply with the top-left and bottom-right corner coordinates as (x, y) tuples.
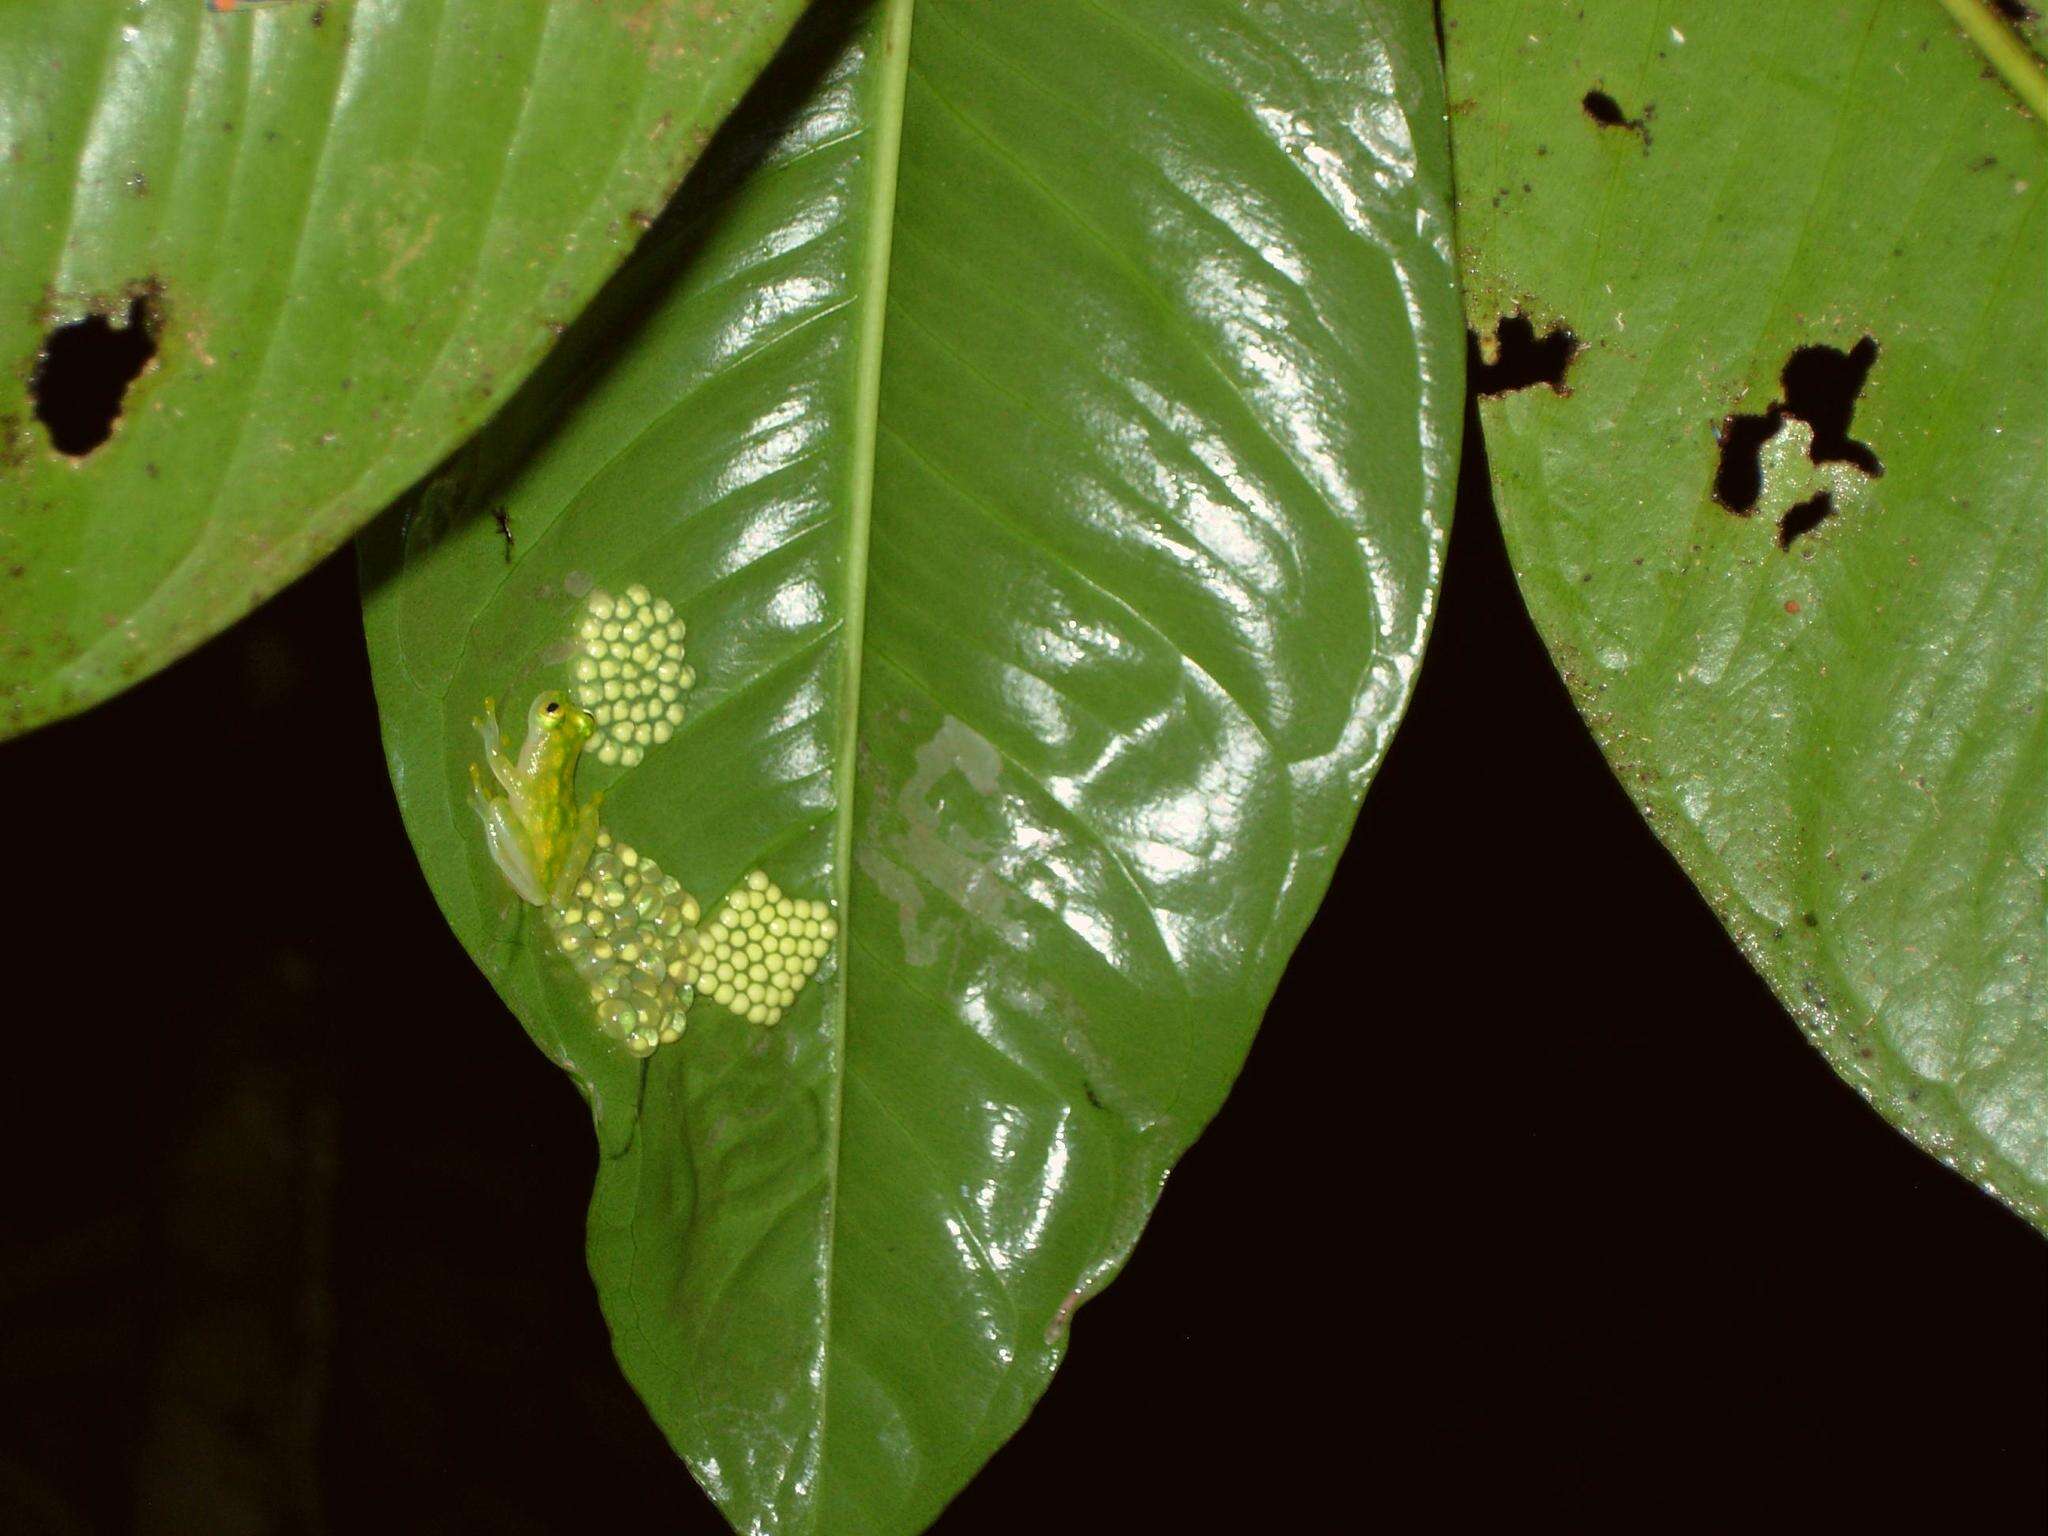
(1, 404), (2041, 1533)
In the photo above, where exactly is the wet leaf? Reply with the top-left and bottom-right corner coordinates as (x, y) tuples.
(0, 0), (806, 736)
(1447, 0), (2048, 1226)
(365, 0), (1460, 1529)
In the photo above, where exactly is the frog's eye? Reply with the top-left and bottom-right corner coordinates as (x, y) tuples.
(544, 701), (561, 717)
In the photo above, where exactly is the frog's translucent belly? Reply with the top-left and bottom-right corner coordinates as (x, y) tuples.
(535, 793), (602, 908)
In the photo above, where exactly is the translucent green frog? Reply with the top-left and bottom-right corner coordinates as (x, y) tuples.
(468, 692), (603, 908)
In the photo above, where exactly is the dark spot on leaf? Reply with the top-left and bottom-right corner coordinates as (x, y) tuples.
(1472, 315), (1579, 398)
(493, 506), (514, 564)
(1778, 491), (1835, 549)
(1582, 88), (1651, 145)
(1991, 1), (2039, 22)
(1082, 1081), (1105, 1111)
(1802, 911), (1820, 928)
(1713, 335), (1882, 518)
(31, 288), (162, 457)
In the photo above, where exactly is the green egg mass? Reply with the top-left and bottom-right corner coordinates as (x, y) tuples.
(694, 869), (839, 1028)
(570, 584), (694, 769)
(545, 830), (702, 1058)
(544, 847), (838, 1054)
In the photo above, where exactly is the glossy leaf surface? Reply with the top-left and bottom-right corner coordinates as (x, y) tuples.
(0, 0), (805, 737)
(366, 0), (1460, 1529)
(1447, 0), (2048, 1226)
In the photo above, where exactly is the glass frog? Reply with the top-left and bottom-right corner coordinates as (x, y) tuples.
(468, 691), (603, 908)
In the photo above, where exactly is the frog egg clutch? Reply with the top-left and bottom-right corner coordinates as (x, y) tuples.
(546, 832), (701, 1058)
(694, 871), (839, 1027)
(544, 848), (836, 1053)
(572, 585), (694, 768)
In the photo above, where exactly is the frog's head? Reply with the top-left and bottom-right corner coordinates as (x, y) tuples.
(527, 690), (596, 748)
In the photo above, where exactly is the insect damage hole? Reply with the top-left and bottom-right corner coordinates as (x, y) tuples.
(1778, 491), (1835, 549)
(30, 290), (161, 456)
(1712, 407), (1784, 511)
(1781, 336), (1882, 477)
(1473, 314), (1580, 398)
(1582, 89), (1651, 144)
(1582, 90), (1627, 126)
(1713, 335), (1883, 514)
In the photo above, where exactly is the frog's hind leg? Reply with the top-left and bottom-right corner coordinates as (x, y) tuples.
(548, 791), (604, 909)
(472, 788), (546, 906)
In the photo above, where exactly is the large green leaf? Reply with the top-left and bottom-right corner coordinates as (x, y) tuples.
(364, 0), (1459, 1529)
(0, 0), (806, 738)
(1446, 0), (2048, 1226)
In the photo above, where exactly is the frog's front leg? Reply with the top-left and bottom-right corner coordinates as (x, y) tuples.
(474, 698), (525, 797)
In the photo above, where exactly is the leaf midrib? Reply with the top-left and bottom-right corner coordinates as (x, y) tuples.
(818, 0), (914, 1509)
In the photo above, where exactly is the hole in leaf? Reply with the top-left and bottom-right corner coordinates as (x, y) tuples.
(1713, 407), (1784, 512)
(1712, 335), (1882, 516)
(1582, 90), (1627, 127)
(1472, 315), (1579, 398)
(30, 291), (161, 456)
(1582, 89), (1651, 143)
(1778, 491), (1835, 549)
(1781, 336), (1882, 477)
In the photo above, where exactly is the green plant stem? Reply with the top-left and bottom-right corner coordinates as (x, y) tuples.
(1934, 0), (2048, 118)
